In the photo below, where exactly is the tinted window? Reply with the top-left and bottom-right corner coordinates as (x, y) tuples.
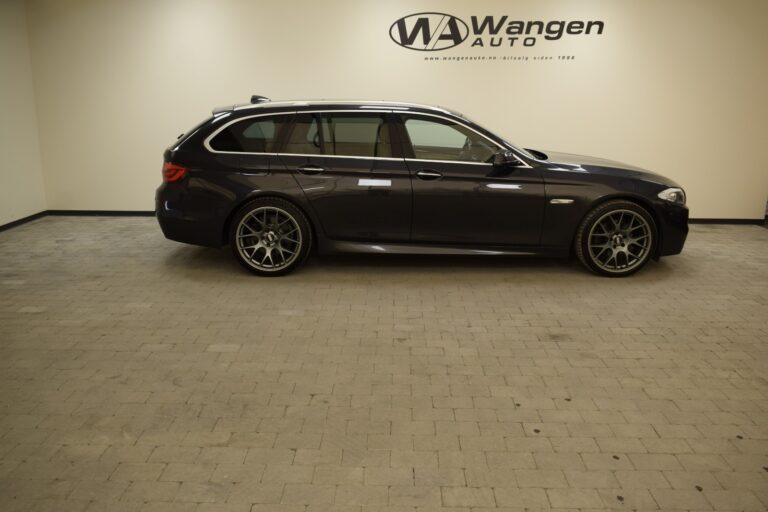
(404, 116), (497, 163)
(325, 114), (392, 158)
(284, 114), (323, 155)
(209, 114), (292, 153)
(283, 113), (393, 158)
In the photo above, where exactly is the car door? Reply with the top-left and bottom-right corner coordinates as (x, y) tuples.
(278, 111), (411, 242)
(400, 113), (545, 246)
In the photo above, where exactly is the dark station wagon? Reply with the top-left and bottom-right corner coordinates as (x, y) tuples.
(157, 96), (688, 276)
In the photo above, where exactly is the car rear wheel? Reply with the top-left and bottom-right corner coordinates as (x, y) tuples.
(229, 198), (312, 276)
(575, 200), (657, 277)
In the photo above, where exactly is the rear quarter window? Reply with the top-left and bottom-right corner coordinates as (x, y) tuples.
(208, 114), (293, 153)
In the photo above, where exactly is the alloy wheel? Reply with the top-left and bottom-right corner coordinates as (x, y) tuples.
(235, 206), (302, 272)
(587, 209), (652, 273)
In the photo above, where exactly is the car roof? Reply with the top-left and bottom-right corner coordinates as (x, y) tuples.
(212, 99), (463, 118)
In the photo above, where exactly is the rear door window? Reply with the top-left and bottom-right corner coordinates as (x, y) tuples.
(283, 113), (393, 158)
(323, 114), (393, 158)
(283, 114), (324, 155)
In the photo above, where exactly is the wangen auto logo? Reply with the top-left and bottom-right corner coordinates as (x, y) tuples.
(390, 12), (606, 51)
(389, 12), (469, 51)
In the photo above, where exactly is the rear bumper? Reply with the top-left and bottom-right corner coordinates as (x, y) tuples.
(657, 203), (688, 257)
(156, 186), (224, 247)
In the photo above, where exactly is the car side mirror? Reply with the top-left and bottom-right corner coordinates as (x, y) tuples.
(493, 149), (521, 167)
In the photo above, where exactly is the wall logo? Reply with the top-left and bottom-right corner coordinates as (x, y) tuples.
(390, 13), (605, 51)
(389, 13), (469, 51)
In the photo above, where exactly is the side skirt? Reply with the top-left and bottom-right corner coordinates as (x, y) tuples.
(320, 240), (568, 258)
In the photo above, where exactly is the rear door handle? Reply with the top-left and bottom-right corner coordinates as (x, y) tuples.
(416, 170), (442, 180)
(297, 165), (325, 175)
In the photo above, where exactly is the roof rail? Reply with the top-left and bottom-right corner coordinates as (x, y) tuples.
(212, 105), (234, 115)
(250, 95), (271, 104)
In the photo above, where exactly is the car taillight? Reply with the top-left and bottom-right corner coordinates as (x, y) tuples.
(162, 162), (188, 183)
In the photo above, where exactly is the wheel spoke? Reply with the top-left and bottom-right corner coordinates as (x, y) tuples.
(594, 246), (611, 260)
(238, 229), (260, 238)
(247, 213), (264, 227)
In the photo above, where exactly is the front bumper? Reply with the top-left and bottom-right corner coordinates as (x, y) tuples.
(657, 203), (689, 257)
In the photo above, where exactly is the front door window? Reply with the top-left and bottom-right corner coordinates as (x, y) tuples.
(403, 116), (497, 163)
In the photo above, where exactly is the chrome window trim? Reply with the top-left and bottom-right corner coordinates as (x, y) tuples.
(405, 158), (491, 167)
(207, 151), (281, 156)
(280, 153), (403, 162)
(401, 112), (532, 168)
(203, 108), (531, 169)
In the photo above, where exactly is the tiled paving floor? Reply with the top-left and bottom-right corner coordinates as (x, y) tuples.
(0, 216), (766, 511)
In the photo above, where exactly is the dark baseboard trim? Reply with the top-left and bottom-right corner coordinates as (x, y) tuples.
(47, 210), (155, 217)
(0, 211), (49, 233)
(689, 218), (765, 225)
(0, 210), (155, 233)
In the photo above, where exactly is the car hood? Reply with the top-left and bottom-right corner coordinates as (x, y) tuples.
(534, 149), (680, 187)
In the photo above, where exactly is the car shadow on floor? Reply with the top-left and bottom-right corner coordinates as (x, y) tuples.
(162, 244), (677, 282)
(311, 253), (570, 273)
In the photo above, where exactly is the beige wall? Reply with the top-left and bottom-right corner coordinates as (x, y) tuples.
(24, 0), (768, 218)
(0, 0), (47, 225)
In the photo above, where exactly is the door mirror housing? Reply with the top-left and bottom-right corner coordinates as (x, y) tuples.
(493, 149), (522, 167)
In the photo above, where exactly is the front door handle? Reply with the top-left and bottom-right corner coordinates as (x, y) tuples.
(297, 165), (325, 175)
(416, 170), (442, 180)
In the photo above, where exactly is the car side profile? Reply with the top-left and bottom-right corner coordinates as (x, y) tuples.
(156, 96), (688, 277)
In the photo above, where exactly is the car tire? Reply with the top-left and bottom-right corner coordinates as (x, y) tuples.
(228, 197), (312, 276)
(575, 199), (657, 277)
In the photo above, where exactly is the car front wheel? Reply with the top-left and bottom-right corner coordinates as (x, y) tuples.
(229, 198), (312, 276)
(575, 200), (657, 277)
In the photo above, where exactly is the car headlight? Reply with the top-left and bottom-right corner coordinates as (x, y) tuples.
(657, 187), (686, 205)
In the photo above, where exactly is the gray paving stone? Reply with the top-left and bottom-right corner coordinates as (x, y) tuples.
(0, 217), (766, 510)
